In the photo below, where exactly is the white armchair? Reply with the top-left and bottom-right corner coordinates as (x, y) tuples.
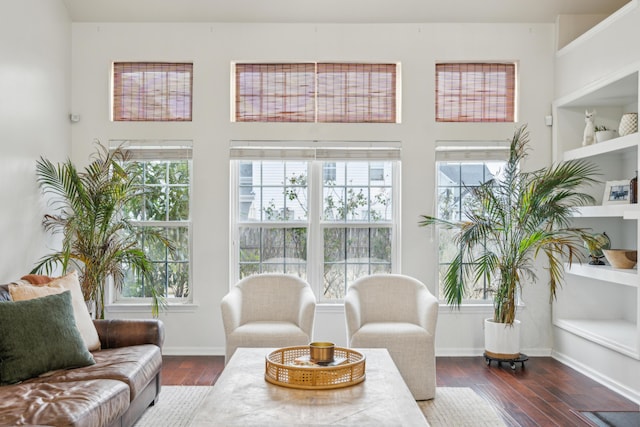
(221, 274), (316, 363)
(345, 274), (438, 400)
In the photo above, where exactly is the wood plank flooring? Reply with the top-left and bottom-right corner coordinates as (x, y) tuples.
(161, 355), (639, 426)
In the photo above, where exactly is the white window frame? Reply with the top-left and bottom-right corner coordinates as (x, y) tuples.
(434, 140), (510, 305)
(108, 140), (194, 306)
(229, 141), (401, 302)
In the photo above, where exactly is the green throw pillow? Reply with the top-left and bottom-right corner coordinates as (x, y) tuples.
(0, 291), (95, 385)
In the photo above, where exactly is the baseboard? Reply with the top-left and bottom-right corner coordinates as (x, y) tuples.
(162, 346), (224, 356)
(165, 346), (552, 358)
(552, 350), (640, 405)
(435, 347), (552, 357)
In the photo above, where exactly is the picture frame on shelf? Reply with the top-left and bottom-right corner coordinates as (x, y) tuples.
(602, 180), (631, 205)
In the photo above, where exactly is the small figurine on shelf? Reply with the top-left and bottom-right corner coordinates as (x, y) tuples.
(631, 171), (638, 204)
(583, 110), (596, 146)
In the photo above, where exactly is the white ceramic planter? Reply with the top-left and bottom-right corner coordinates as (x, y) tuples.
(484, 318), (520, 359)
(595, 130), (618, 143)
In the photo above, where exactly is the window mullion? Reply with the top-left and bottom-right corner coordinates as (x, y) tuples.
(308, 161), (322, 299)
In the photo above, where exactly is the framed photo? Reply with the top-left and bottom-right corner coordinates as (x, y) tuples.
(603, 180), (631, 205)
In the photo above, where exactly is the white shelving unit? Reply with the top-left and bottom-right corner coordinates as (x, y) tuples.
(552, 67), (640, 361)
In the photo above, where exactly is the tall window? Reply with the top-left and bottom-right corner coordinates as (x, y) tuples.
(435, 143), (508, 301)
(435, 63), (516, 123)
(115, 141), (192, 302)
(231, 144), (400, 301)
(112, 62), (193, 121)
(234, 63), (398, 123)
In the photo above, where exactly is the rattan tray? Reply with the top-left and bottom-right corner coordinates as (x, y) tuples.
(265, 346), (366, 390)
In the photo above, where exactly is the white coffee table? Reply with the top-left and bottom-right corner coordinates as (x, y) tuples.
(190, 347), (428, 426)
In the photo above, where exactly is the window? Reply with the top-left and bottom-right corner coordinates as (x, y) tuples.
(113, 62), (193, 121)
(435, 63), (516, 122)
(114, 141), (192, 302)
(234, 63), (398, 123)
(435, 142), (508, 301)
(231, 143), (400, 302)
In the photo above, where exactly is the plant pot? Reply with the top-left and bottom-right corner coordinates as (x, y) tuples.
(595, 130), (618, 143)
(484, 318), (520, 359)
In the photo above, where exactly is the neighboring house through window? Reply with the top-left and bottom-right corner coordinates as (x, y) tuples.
(435, 142), (509, 301)
(230, 143), (400, 302)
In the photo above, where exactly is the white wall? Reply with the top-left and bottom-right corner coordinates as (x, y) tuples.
(0, 0), (71, 282)
(70, 22), (556, 355)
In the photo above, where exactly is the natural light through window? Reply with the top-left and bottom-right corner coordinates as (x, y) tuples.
(231, 144), (400, 301)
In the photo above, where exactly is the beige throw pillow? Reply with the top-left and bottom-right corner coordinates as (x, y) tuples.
(9, 282), (64, 300)
(9, 271), (101, 351)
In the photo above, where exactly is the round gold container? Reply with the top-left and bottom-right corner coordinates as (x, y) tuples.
(309, 342), (335, 363)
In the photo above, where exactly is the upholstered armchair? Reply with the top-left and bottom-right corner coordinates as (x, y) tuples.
(345, 274), (438, 400)
(221, 274), (317, 363)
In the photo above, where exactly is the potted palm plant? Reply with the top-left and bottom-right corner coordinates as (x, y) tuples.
(32, 142), (173, 319)
(419, 125), (599, 359)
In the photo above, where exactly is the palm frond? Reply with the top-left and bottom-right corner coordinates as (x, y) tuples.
(418, 124), (600, 324)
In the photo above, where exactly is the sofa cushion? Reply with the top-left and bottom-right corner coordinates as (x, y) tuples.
(10, 271), (102, 351)
(26, 344), (162, 402)
(0, 291), (95, 385)
(0, 379), (129, 426)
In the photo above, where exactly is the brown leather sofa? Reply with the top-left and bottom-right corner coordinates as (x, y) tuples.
(0, 319), (164, 427)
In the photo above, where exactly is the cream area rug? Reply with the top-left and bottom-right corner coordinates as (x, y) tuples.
(419, 387), (506, 426)
(135, 386), (505, 426)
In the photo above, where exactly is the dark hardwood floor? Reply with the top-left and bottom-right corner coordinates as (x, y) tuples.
(161, 355), (638, 426)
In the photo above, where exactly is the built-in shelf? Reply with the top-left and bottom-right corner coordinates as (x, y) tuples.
(574, 204), (640, 218)
(563, 133), (638, 162)
(554, 318), (639, 359)
(566, 262), (639, 287)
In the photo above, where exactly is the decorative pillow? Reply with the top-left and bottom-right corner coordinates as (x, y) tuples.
(20, 274), (54, 285)
(10, 271), (101, 351)
(8, 282), (65, 300)
(0, 291), (95, 385)
(0, 284), (11, 302)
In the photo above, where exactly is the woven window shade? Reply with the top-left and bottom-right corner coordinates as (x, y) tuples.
(110, 140), (193, 160)
(235, 63), (397, 123)
(436, 63), (515, 123)
(317, 63), (396, 123)
(235, 63), (315, 122)
(113, 62), (193, 122)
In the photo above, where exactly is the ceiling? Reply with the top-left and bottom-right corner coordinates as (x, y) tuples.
(61, 0), (630, 24)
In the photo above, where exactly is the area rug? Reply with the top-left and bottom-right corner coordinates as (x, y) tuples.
(419, 387), (506, 426)
(134, 386), (210, 427)
(134, 386), (505, 426)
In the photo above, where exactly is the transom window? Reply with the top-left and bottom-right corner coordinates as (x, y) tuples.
(436, 63), (516, 123)
(231, 144), (400, 302)
(112, 62), (193, 121)
(234, 63), (398, 123)
(114, 141), (192, 302)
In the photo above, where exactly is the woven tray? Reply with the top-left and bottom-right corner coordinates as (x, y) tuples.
(265, 346), (366, 390)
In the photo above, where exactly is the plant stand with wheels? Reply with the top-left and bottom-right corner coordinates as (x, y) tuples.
(483, 352), (529, 370)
